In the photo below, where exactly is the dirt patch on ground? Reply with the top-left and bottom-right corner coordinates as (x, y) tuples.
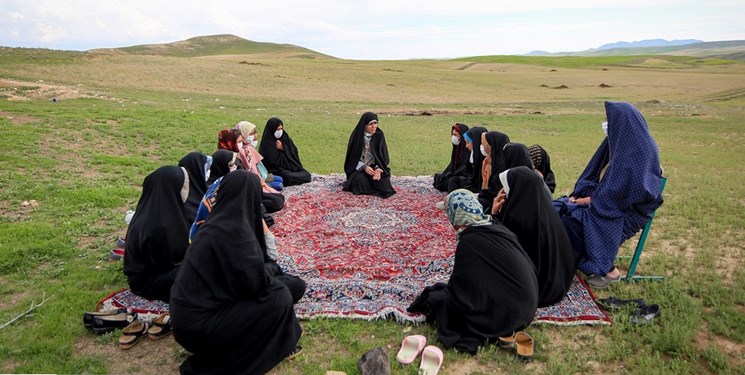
(75, 334), (182, 374)
(1, 111), (40, 125)
(0, 280), (30, 309)
(0, 78), (90, 101)
(694, 323), (745, 370)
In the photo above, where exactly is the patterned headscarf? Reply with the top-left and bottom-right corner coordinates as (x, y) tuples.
(236, 121), (257, 140)
(446, 189), (492, 239)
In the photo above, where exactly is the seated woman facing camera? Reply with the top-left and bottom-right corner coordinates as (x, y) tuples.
(408, 189), (538, 355)
(259, 117), (312, 186)
(559, 101), (664, 289)
(342, 112), (396, 198)
(433, 122), (471, 192)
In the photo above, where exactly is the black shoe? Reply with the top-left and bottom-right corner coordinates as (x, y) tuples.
(83, 308), (127, 329)
(630, 304), (660, 325)
(92, 312), (135, 335)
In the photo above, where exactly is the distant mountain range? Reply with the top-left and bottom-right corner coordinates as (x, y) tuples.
(526, 39), (745, 60)
(595, 39), (703, 50)
(84, 34), (745, 62)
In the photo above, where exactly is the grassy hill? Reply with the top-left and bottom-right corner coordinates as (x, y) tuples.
(89, 34), (333, 59)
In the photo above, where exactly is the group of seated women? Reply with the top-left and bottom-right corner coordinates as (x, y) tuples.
(414, 101), (664, 353)
(123, 117), (312, 373)
(121, 101), (664, 369)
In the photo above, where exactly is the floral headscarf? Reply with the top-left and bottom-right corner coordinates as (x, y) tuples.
(446, 189), (492, 239)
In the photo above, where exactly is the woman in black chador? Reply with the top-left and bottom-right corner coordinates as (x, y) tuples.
(124, 166), (189, 302)
(258, 117), (312, 186)
(170, 170), (302, 374)
(178, 151), (210, 226)
(342, 112), (396, 198)
(408, 189), (538, 354)
(493, 166), (575, 307)
(433, 122), (471, 192)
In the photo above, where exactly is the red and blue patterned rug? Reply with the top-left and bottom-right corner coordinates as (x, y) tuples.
(98, 174), (611, 326)
(275, 174), (611, 325)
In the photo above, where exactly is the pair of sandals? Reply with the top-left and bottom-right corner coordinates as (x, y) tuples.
(118, 312), (172, 350)
(497, 331), (534, 361)
(598, 297), (661, 325)
(395, 335), (443, 375)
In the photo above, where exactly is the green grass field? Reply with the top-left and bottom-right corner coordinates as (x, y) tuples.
(0, 47), (743, 374)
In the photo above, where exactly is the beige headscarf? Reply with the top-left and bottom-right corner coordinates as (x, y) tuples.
(236, 121), (257, 139)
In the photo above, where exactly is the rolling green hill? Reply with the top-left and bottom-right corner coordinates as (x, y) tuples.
(89, 34), (333, 59)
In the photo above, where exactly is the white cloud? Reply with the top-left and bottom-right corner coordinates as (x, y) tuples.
(1, 0), (743, 58)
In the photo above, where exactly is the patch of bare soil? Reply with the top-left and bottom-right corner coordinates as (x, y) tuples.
(1, 111), (40, 125)
(694, 323), (745, 370)
(75, 334), (182, 374)
(0, 279), (30, 309)
(383, 109), (500, 116)
(713, 245), (741, 285)
(0, 78), (90, 101)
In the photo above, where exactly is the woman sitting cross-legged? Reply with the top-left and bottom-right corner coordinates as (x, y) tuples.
(433, 122), (471, 192)
(170, 171), (302, 374)
(189, 159), (306, 304)
(342, 111), (396, 198)
(492, 166), (575, 307)
(559, 101), (664, 288)
(407, 189), (538, 355)
(258, 117), (312, 186)
(124, 166), (190, 302)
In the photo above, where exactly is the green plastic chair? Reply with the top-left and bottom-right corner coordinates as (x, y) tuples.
(621, 176), (667, 282)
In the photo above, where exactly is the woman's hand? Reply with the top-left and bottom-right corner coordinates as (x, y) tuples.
(491, 188), (507, 215)
(481, 158), (491, 187)
(569, 196), (591, 205)
(364, 166), (375, 176)
(275, 140), (284, 151)
(372, 168), (383, 181)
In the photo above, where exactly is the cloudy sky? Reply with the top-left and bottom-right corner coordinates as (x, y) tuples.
(2, 0), (743, 59)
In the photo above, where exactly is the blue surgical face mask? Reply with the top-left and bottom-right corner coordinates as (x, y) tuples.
(602, 121), (608, 136)
(274, 130), (283, 139)
(480, 144), (488, 157)
(451, 135), (460, 145)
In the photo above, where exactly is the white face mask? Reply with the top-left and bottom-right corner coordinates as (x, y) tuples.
(274, 130), (283, 139)
(237, 141), (244, 149)
(499, 170), (510, 197)
(451, 135), (460, 145)
(602, 121), (608, 136)
(249, 139), (258, 148)
(480, 144), (488, 157)
(229, 164), (237, 172)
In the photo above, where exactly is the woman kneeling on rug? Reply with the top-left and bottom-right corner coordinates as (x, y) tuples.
(342, 111), (396, 198)
(124, 166), (190, 302)
(492, 166), (575, 307)
(171, 171), (302, 374)
(407, 189), (538, 354)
